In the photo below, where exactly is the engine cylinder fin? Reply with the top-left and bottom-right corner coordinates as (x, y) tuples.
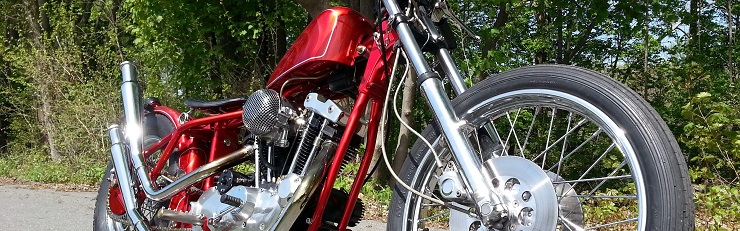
(290, 112), (325, 175)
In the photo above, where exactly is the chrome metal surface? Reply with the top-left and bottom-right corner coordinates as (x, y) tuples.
(287, 112), (318, 175)
(190, 141), (335, 231)
(382, 0), (433, 75)
(108, 125), (150, 231)
(399, 89), (645, 230)
(120, 61), (144, 176)
(383, 0), (506, 224)
(304, 93), (367, 137)
(416, 7), (467, 95)
(242, 89), (282, 135)
(121, 61), (251, 204)
(242, 89), (296, 140)
(436, 48), (467, 95)
(157, 208), (204, 226)
(272, 141), (336, 231)
(304, 93), (343, 124)
(419, 78), (505, 225)
(484, 156), (557, 231)
(437, 164), (469, 202)
(547, 172), (584, 228)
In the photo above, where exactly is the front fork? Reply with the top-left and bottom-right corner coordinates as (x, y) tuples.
(382, 0), (508, 226)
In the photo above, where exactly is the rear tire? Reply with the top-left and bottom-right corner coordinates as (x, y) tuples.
(388, 65), (694, 230)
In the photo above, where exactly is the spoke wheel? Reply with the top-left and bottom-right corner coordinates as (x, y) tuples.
(388, 65), (693, 231)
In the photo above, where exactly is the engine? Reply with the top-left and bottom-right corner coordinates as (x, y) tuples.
(188, 90), (363, 231)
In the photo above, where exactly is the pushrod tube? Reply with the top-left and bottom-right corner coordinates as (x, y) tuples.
(382, 0), (506, 225)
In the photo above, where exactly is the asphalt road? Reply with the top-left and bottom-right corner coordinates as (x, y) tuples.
(0, 184), (389, 231)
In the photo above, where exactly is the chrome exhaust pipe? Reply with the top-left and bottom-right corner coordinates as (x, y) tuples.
(120, 62), (258, 201)
(108, 125), (150, 231)
(114, 62), (257, 231)
(109, 124), (256, 231)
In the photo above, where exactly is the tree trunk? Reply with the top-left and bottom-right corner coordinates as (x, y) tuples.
(643, 2), (650, 98)
(391, 68), (418, 185)
(343, 0), (376, 21)
(370, 106), (390, 184)
(293, 0), (330, 18)
(24, 0), (60, 161)
(728, 0), (735, 80)
(533, 0), (549, 64)
(39, 81), (60, 161)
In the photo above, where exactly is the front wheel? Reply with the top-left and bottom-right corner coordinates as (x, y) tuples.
(388, 65), (694, 230)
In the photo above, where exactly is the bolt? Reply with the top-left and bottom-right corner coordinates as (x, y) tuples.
(260, 223), (266, 230)
(223, 139), (231, 147)
(522, 191), (531, 202)
(306, 218), (312, 224)
(510, 224), (516, 230)
(505, 178), (520, 190)
(328, 105), (334, 113)
(357, 45), (367, 55)
(492, 178), (500, 188)
(479, 202), (493, 216)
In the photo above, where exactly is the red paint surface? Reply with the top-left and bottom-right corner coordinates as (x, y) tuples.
(267, 7), (374, 98)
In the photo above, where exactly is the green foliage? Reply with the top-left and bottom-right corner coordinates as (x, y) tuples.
(124, 0), (308, 102)
(682, 92), (740, 229)
(0, 153), (105, 185)
(682, 92), (740, 184)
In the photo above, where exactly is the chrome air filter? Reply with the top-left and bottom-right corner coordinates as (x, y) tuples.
(242, 89), (282, 135)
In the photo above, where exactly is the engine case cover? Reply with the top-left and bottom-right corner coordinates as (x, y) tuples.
(191, 186), (282, 231)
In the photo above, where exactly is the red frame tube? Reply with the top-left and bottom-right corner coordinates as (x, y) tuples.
(149, 110), (243, 181)
(309, 21), (398, 231)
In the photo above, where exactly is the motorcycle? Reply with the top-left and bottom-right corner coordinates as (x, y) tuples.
(93, 0), (694, 230)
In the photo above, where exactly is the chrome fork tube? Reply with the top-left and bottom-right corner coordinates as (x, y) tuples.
(382, 0), (506, 225)
(437, 48), (467, 94)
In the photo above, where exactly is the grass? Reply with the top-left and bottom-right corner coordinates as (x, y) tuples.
(0, 152), (107, 186)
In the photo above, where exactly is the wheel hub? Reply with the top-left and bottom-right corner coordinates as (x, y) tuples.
(484, 156), (558, 231)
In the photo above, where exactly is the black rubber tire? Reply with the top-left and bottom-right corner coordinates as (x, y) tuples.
(93, 113), (175, 230)
(388, 65), (694, 230)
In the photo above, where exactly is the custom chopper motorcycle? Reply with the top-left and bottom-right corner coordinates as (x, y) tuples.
(93, 0), (694, 230)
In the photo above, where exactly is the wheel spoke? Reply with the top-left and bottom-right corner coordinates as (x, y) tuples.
(547, 128), (603, 172)
(553, 174), (632, 184)
(557, 143), (616, 203)
(562, 194), (637, 200)
(520, 107), (541, 155)
(559, 215), (586, 231)
(417, 209), (450, 222)
(561, 160), (629, 218)
(532, 118), (588, 161)
(556, 112), (574, 177)
(503, 109), (526, 157)
(585, 217), (638, 230)
(543, 108), (557, 167)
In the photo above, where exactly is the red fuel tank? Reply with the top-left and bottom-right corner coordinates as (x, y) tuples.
(266, 7), (374, 95)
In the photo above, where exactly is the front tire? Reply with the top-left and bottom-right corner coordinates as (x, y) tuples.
(388, 65), (694, 230)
